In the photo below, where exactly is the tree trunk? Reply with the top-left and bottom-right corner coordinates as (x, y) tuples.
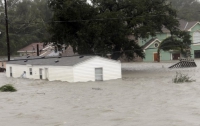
(111, 46), (121, 60)
(157, 49), (160, 62)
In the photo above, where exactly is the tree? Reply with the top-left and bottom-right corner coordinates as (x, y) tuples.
(157, 30), (191, 62)
(0, 0), (52, 56)
(48, 0), (186, 60)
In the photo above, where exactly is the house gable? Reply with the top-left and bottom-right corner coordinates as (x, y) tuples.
(74, 56), (120, 67)
(188, 22), (200, 32)
(142, 38), (161, 50)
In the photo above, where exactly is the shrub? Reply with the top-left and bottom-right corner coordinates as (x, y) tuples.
(173, 72), (195, 83)
(0, 84), (17, 92)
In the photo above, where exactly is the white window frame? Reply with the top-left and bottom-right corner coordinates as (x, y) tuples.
(29, 68), (32, 75)
(39, 69), (43, 79)
(154, 42), (159, 48)
(193, 31), (200, 45)
(10, 67), (12, 77)
(95, 68), (103, 81)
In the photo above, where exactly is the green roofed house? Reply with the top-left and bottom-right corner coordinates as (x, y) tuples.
(139, 19), (200, 62)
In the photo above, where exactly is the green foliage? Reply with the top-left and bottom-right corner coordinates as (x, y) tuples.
(158, 30), (192, 58)
(48, 0), (180, 60)
(173, 72), (195, 83)
(0, 84), (17, 92)
(0, 0), (52, 56)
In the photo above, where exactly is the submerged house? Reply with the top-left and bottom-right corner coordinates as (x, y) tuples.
(6, 56), (121, 82)
(139, 19), (200, 62)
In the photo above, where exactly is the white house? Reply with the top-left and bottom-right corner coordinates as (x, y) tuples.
(6, 56), (121, 82)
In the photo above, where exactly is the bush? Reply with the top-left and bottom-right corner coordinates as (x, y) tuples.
(0, 84), (17, 92)
(173, 72), (195, 83)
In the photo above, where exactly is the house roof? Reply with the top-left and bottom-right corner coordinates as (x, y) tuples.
(142, 38), (160, 49)
(178, 19), (198, 31)
(7, 55), (97, 66)
(61, 45), (77, 56)
(162, 19), (199, 32)
(17, 43), (45, 53)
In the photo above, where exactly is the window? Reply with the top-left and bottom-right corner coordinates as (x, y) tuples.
(39, 69), (43, 79)
(154, 43), (159, 48)
(95, 68), (103, 81)
(29, 68), (32, 75)
(10, 67), (12, 77)
(193, 31), (200, 44)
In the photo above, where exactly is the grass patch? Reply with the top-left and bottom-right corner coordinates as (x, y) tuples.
(0, 84), (17, 92)
(173, 72), (195, 83)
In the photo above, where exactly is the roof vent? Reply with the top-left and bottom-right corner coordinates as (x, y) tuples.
(55, 60), (59, 63)
(79, 56), (84, 58)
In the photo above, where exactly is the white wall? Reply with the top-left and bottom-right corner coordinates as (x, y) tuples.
(6, 64), (74, 82)
(27, 65), (45, 80)
(6, 64), (46, 79)
(6, 57), (121, 83)
(6, 64), (27, 78)
(48, 66), (73, 82)
(73, 57), (121, 82)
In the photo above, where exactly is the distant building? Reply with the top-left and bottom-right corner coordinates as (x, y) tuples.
(61, 45), (77, 56)
(6, 56), (121, 82)
(17, 43), (62, 57)
(0, 57), (6, 72)
(139, 19), (200, 62)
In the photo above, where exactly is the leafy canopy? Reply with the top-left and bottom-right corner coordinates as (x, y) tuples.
(48, 0), (184, 60)
(159, 30), (191, 58)
(0, 0), (52, 56)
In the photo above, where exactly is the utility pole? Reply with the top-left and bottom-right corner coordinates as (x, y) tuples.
(4, 0), (10, 61)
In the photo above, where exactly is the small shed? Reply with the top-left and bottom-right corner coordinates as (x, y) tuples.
(6, 56), (121, 82)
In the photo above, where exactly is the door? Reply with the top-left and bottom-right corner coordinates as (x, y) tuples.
(39, 69), (43, 79)
(172, 53), (180, 60)
(95, 68), (103, 81)
(45, 68), (49, 80)
(10, 67), (12, 77)
(154, 53), (159, 62)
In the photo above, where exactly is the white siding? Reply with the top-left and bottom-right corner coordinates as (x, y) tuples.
(6, 64), (46, 79)
(6, 64), (27, 78)
(6, 56), (121, 83)
(73, 57), (121, 82)
(6, 64), (74, 82)
(48, 66), (73, 82)
(27, 65), (46, 79)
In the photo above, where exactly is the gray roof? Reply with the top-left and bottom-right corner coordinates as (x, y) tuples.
(7, 55), (95, 66)
(162, 19), (198, 32)
(142, 38), (158, 49)
(179, 20), (198, 31)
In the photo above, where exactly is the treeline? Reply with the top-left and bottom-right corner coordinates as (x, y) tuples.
(0, 0), (52, 56)
(0, 0), (200, 56)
